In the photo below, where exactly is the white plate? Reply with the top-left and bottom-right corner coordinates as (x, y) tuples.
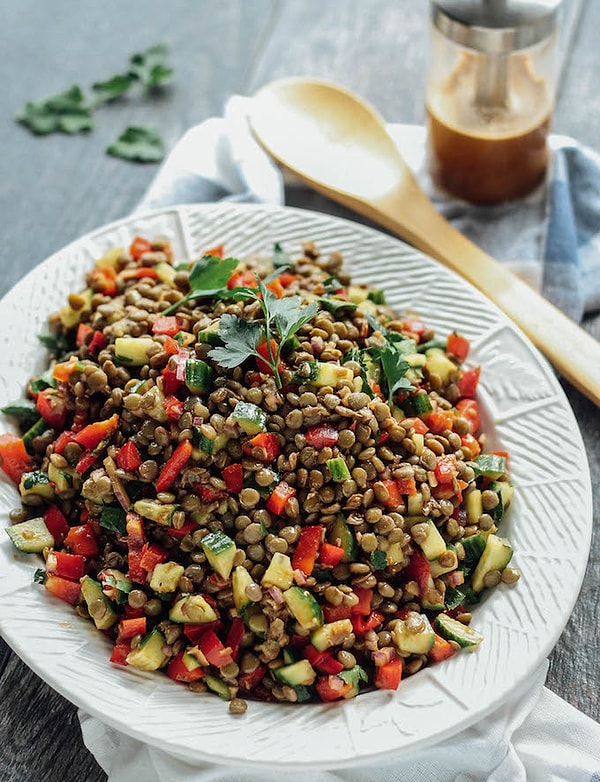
(0, 203), (592, 769)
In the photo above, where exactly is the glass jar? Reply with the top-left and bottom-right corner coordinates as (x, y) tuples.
(426, 0), (562, 205)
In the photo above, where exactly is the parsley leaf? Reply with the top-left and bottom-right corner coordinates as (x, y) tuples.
(106, 126), (165, 163)
(16, 85), (94, 135)
(100, 505), (127, 534)
(161, 254), (239, 314)
(377, 344), (413, 404)
(92, 73), (137, 104)
(273, 241), (291, 268)
(129, 44), (173, 91)
(208, 314), (263, 368)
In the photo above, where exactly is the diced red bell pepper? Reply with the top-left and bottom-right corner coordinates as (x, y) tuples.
(43, 505), (70, 546)
(379, 479), (402, 509)
(374, 657), (403, 690)
(322, 604), (353, 623)
(183, 620), (224, 643)
(351, 587), (374, 615)
(119, 267), (159, 281)
(265, 278), (285, 298)
(129, 236), (153, 259)
(278, 271), (296, 287)
(222, 463), (243, 493)
(139, 542), (169, 572)
(36, 388), (68, 429)
(45, 550), (86, 580)
(116, 441), (142, 472)
(155, 439), (192, 493)
(404, 550), (431, 597)
(44, 574), (81, 605)
(460, 432), (481, 458)
(204, 243), (224, 259)
(161, 364), (184, 394)
(318, 542), (345, 569)
(126, 512), (146, 583)
(227, 269), (258, 290)
(110, 641), (131, 666)
(255, 339), (285, 375)
(305, 423), (339, 450)
(118, 616), (147, 640)
(225, 616), (245, 662)
(52, 430), (78, 455)
(167, 651), (205, 683)
(304, 643), (344, 674)
(75, 413), (120, 450)
(457, 366), (481, 399)
(88, 330), (107, 355)
(446, 332), (470, 361)
(402, 317), (428, 340)
(195, 483), (228, 503)
(434, 454), (458, 484)
(291, 525), (323, 576)
(455, 398), (481, 434)
(162, 394), (185, 422)
(166, 519), (198, 540)
(401, 417), (429, 435)
(396, 476), (417, 496)
(195, 629), (234, 668)
(265, 481), (296, 516)
(242, 432), (281, 463)
(315, 674), (353, 702)
(152, 315), (180, 336)
(238, 663), (267, 691)
(351, 610), (385, 635)
(427, 409), (455, 434)
(64, 523), (99, 558)
(0, 434), (35, 483)
(428, 633), (456, 663)
(88, 265), (118, 296)
(51, 358), (83, 384)
(75, 449), (98, 475)
(76, 322), (93, 347)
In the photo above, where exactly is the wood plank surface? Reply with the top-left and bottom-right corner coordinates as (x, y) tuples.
(0, 1), (598, 780)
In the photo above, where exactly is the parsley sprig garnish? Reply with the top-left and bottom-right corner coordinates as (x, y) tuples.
(161, 254), (239, 315)
(209, 279), (318, 388)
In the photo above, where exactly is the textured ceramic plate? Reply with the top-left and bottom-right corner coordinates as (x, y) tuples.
(0, 203), (592, 769)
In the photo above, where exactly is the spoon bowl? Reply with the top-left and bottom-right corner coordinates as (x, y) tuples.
(250, 77), (600, 406)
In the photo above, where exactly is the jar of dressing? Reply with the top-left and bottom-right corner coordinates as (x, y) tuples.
(426, 0), (562, 205)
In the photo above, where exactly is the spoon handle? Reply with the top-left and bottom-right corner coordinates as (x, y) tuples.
(363, 188), (600, 406)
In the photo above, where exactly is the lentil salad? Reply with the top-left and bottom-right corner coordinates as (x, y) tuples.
(0, 234), (519, 712)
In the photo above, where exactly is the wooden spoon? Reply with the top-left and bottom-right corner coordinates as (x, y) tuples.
(249, 77), (600, 406)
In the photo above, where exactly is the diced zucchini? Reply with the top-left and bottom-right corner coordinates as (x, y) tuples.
(283, 586), (324, 630)
(154, 261), (176, 286)
(47, 462), (81, 494)
(417, 519), (447, 561)
(472, 454), (507, 480)
(204, 674), (230, 699)
(114, 336), (156, 366)
(403, 353), (428, 369)
(98, 568), (132, 601)
(169, 594), (218, 624)
(5, 517), (54, 553)
(392, 612), (435, 654)
(133, 499), (178, 525)
(232, 565), (254, 613)
(174, 331), (195, 348)
(347, 285), (369, 303)
(328, 514), (357, 562)
(231, 401), (267, 435)
(22, 418), (51, 453)
(200, 530), (236, 580)
(261, 552), (294, 590)
(149, 561), (185, 593)
(471, 534), (513, 592)
(185, 358), (213, 394)
(326, 457), (351, 482)
(434, 613), (483, 649)
(429, 549), (457, 578)
(137, 385), (168, 423)
(193, 428), (229, 456)
(465, 489), (483, 525)
(196, 319), (222, 346)
(95, 246), (124, 269)
(273, 659), (316, 686)
(59, 288), (92, 328)
(126, 628), (168, 670)
(367, 289), (386, 305)
(421, 575), (445, 610)
(19, 470), (55, 503)
(406, 492), (424, 516)
(425, 348), (457, 385)
(405, 392), (433, 417)
(80, 575), (119, 630)
(460, 532), (487, 576)
(310, 619), (353, 651)
(301, 361), (354, 388)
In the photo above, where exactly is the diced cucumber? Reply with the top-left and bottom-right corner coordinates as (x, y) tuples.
(471, 534), (513, 592)
(434, 613), (483, 649)
(273, 659), (316, 687)
(193, 428), (229, 456)
(196, 319), (222, 346)
(80, 576), (119, 630)
(429, 549), (457, 577)
(200, 530), (236, 580)
(231, 401), (267, 435)
(139, 386), (169, 423)
(232, 565), (254, 613)
(154, 262), (176, 286)
(472, 454), (507, 480)
(47, 462), (81, 494)
(421, 575), (445, 610)
(5, 517), (54, 553)
(460, 532), (487, 576)
(185, 358), (213, 394)
(22, 418), (51, 453)
(133, 499), (178, 526)
(392, 612), (435, 654)
(261, 552), (294, 590)
(114, 336), (155, 366)
(149, 561), (185, 593)
(283, 586), (323, 630)
(174, 331), (195, 348)
(406, 492), (424, 516)
(328, 514), (357, 562)
(126, 628), (168, 670)
(204, 674), (230, 699)
(347, 285), (369, 303)
(301, 361), (354, 388)
(326, 457), (350, 482)
(310, 619), (353, 651)
(418, 519), (447, 561)
(404, 392), (433, 417)
(59, 288), (92, 328)
(424, 348), (457, 385)
(169, 594), (218, 624)
(19, 470), (55, 503)
(95, 246), (124, 269)
(465, 489), (483, 525)
(367, 289), (386, 305)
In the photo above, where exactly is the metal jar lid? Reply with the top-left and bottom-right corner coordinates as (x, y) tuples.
(431, 0), (562, 54)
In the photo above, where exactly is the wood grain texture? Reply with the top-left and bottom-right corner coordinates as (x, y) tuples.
(0, 1), (598, 779)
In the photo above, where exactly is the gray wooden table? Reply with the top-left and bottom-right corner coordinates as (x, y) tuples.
(0, 1), (598, 779)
